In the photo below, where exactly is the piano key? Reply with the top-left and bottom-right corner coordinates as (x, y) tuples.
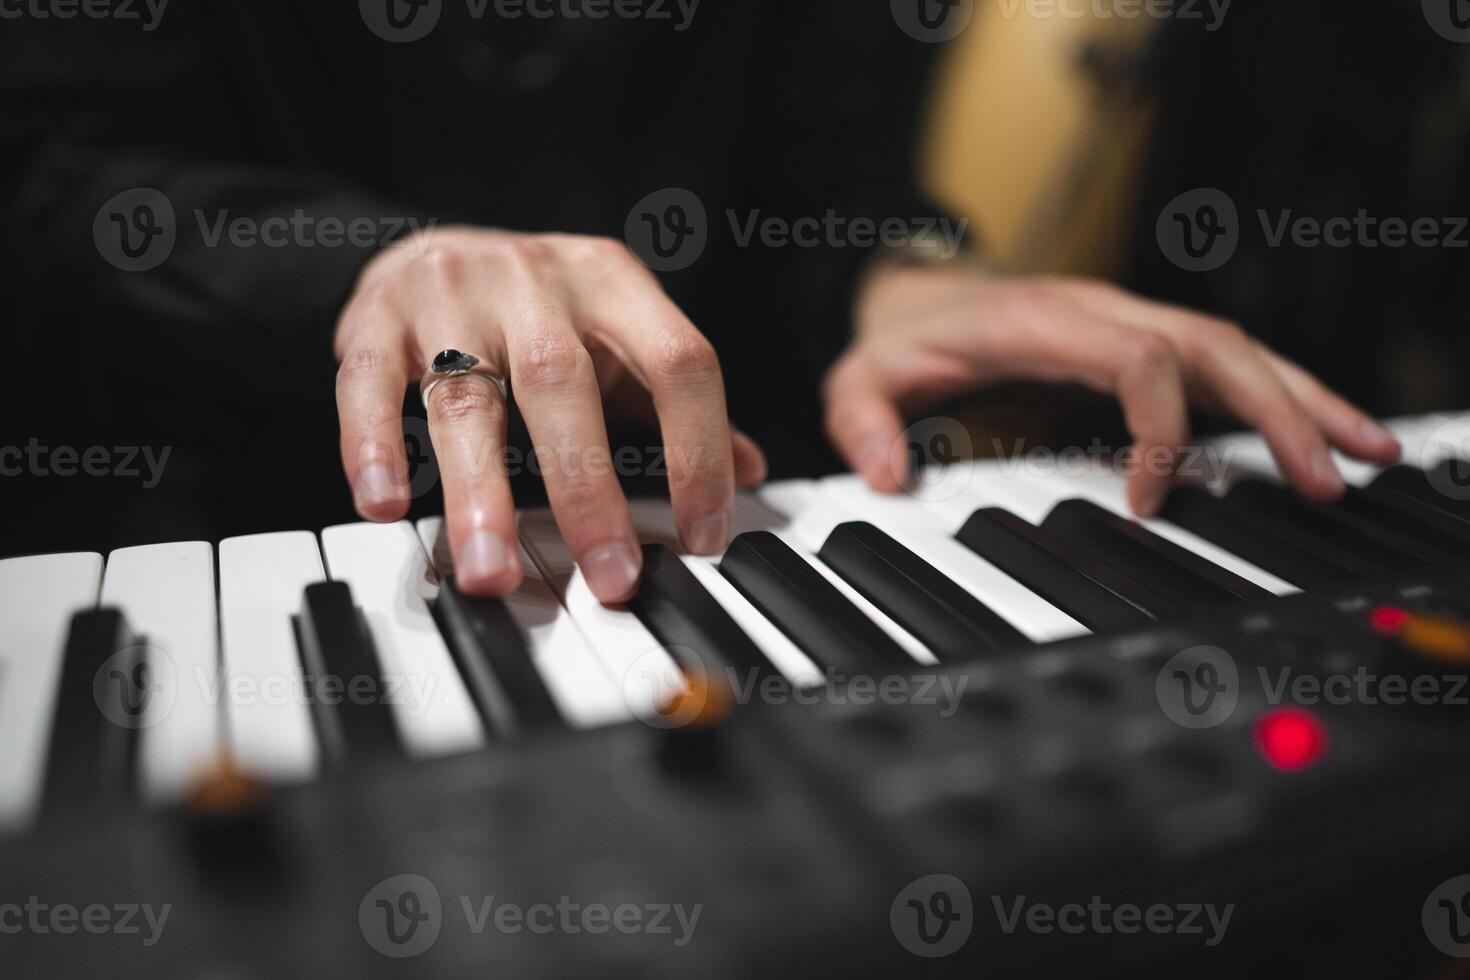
(432, 578), (566, 736)
(320, 522), (485, 758)
(815, 521), (1029, 660)
(995, 464), (1296, 596)
(100, 542), (221, 805)
(720, 531), (916, 672)
(1230, 480), (1455, 568)
(1341, 484), (1470, 547)
(0, 552), (102, 831)
(629, 543), (780, 681)
(417, 517), (630, 729)
(297, 581), (401, 765)
(1160, 488), (1357, 589)
(42, 608), (138, 817)
(1223, 481), (1410, 574)
(1372, 461), (1470, 522)
(219, 532), (324, 782)
(1040, 499), (1275, 608)
(809, 477), (1089, 643)
(955, 508), (1169, 630)
(519, 509), (684, 718)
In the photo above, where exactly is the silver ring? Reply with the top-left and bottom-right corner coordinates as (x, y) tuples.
(419, 349), (508, 411)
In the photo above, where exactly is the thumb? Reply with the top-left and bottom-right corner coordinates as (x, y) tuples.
(824, 351), (908, 492)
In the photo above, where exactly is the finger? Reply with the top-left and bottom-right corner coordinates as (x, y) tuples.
(733, 429), (767, 488)
(1058, 288), (1347, 499)
(506, 308), (642, 603)
(587, 280), (738, 556)
(335, 294), (414, 522)
(1109, 332), (1190, 518)
(423, 370), (523, 597)
(823, 349), (908, 492)
(1259, 349), (1401, 464)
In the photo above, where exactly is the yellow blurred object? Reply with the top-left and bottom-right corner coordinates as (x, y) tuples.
(921, 5), (1161, 276)
(1398, 615), (1470, 665)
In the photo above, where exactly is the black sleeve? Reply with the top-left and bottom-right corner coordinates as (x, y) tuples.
(0, 7), (407, 363)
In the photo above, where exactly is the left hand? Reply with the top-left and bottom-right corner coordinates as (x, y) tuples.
(824, 263), (1402, 516)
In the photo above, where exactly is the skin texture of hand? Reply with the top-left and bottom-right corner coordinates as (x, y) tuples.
(825, 264), (1402, 516)
(333, 227), (766, 603)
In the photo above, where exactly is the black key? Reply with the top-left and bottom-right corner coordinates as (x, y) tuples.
(629, 544), (778, 683)
(432, 576), (564, 736)
(721, 531), (916, 672)
(43, 608), (140, 815)
(1348, 484), (1470, 548)
(297, 581), (400, 767)
(1227, 480), (1437, 572)
(1373, 462), (1470, 522)
(954, 508), (1172, 631)
(1041, 498), (1271, 608)
(1160, 488), (1356, 588)
(814, 522), (1027, 661)
(1322, 488), (1465, 565)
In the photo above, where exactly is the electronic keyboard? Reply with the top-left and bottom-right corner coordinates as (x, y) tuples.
(6, 412), (1470, 976)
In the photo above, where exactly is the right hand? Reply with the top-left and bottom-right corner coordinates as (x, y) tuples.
(333, 227), (767, 603)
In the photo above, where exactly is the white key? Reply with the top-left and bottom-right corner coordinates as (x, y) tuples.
(101, 543), (220, 805)
(415, 518), (629, 728)
(0, 553), (103, 832)
(812, 476), (1089, 643)
(218, 533), (324, 782)
(321, 522), (485, 758)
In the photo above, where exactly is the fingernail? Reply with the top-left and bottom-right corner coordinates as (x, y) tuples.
(685, 512), (730, 556)
(1311, 450), (1345, 493)
(582, 543), (641, 602)
(459, 531), (515, 589)
(356, 463), (405, 505)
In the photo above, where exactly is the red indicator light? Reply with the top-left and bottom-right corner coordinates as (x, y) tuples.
(1253, 707), (1329, 772)
(1368, 606), (1410, 635)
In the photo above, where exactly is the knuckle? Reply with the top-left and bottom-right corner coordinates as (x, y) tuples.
(337, 345), (397, 384)
(413, 246), (465, 290)
(649, 327), (719, 380)
(1120, 332), (1177, 373)
(512, 333), (591, 390)
(428, 375), (502, 424)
